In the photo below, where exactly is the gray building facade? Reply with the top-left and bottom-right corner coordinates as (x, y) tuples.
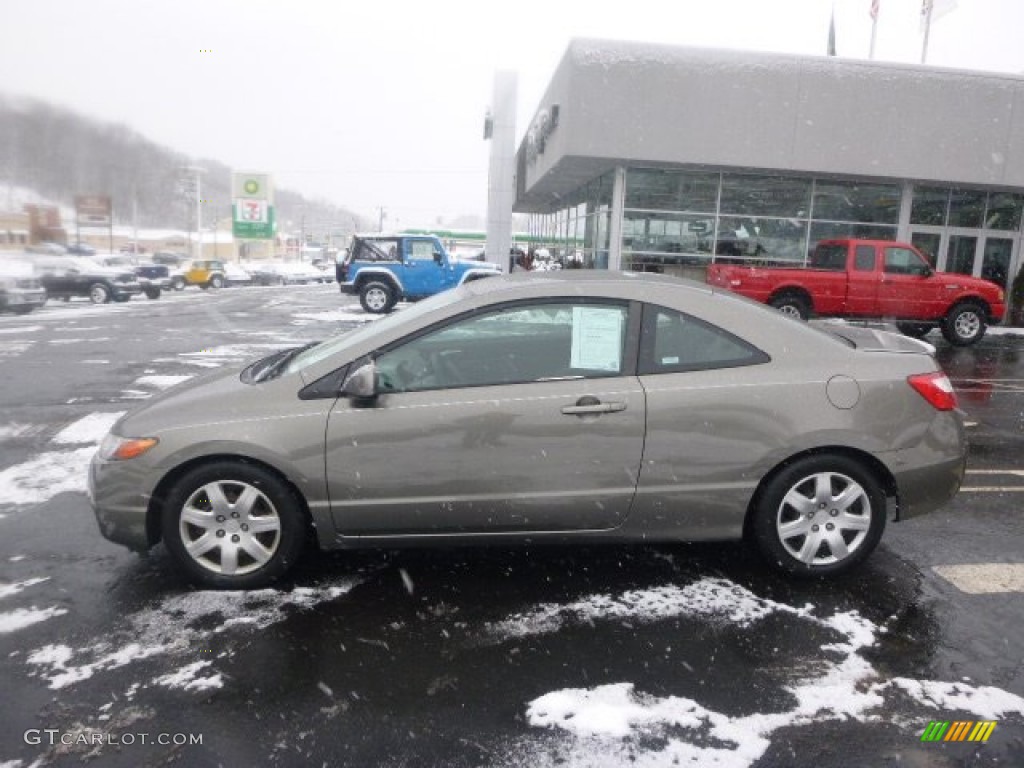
(514, 39), (1024, 321)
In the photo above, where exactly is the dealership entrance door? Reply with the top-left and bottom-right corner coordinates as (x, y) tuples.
(910, 228), (1017, 306)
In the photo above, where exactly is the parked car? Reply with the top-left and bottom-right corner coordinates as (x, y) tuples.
(0, 258), (47, 314)
(90, 272), (965, 589)
(66, 242), (97, 256)
(170, 259), (225, 290)
(93, 254), (169, 299)
(337, 233), (501, 313)
(223, 263), (253, 286)
(28, 254), (141, 303)
(706, 238), (1006, 346)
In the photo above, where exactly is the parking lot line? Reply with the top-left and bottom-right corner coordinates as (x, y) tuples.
(932, 564), (1024, 594)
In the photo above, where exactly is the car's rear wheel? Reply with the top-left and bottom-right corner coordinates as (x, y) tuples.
(769, 292), (810, 320)
(209, 275), (224, 289)
(359, 281), (397, 314)
(89, 283), (110, 304)
(941, 302), (987, 346)
(751, 454), (885, 577)
(161, 461), (308, 589)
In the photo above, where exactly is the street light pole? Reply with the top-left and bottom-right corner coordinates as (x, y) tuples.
(181, 165), (206, 260)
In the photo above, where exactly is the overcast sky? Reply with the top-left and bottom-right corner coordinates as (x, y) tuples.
(2, 0), (1024, 229)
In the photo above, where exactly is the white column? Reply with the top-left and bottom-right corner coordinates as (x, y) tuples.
(485, 71), (518, 272)
(608, 167), (626, 271)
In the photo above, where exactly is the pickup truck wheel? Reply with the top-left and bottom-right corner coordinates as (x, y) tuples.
(941, 302), (986, 346)
(161, 461), (309, 589)
(769, 293), (810, 320)
(89, 283), (110, 304)
(144, 287), (161, 300)
(896, 322), (932, 339)
(359, 281), (397, 314)
(751, 454), (886, 577)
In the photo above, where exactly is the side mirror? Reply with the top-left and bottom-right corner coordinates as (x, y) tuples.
(341, 361), (378, 400)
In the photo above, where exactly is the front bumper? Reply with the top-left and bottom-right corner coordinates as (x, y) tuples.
(339, 281), (356, 295)
(89, 451), (155, 552)
(0, 288), (47, 310)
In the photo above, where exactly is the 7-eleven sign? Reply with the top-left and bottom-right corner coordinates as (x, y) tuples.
(232, 171), (275, 240)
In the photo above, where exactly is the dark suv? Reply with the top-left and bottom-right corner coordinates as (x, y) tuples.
(30, 255), (142, 304)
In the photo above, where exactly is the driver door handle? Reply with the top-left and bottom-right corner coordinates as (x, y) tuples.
(561, 397), (627, 416)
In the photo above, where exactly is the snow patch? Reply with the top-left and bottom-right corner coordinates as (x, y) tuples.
(132, 375), (193, 390)
(880, 678), (1024, 721)
(154, 661), (224, 692)
(51, 412), (124, 445)
(0, 325), (42, 334)
(0, 447), (96, 506)
(0, 606), (68, 634)
(0, 577), (49, 600)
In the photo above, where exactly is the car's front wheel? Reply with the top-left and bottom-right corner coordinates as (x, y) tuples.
(161, 461), (309, 589)
(359, 280), (397, 314)
(751, 455), (886, 577)
(89, 283), (110, 304)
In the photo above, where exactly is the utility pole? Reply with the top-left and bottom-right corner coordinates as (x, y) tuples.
(378, 206), (386, 233)
(181, 165), (206, 259)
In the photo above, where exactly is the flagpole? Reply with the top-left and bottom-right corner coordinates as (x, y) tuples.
(921, 0), (934, 64)
(869, 1), (878, 60)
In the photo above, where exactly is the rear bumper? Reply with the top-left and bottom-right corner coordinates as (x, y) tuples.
(884, 411), (967, 521)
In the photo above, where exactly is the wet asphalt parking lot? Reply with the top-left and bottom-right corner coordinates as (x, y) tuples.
(1, 283), (1023, 767)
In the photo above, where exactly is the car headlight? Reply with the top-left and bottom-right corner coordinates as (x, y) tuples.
(98, 434), (159, 461)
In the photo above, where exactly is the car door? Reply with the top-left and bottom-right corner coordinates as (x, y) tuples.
(877, 245), (946, 318)
(399, 238), (452, 297)
(324, 299), (646, 535)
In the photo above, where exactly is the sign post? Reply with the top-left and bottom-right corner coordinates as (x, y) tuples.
(232, 173), (275, 257)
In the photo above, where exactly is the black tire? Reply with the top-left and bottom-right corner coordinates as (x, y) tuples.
(359, 280), (397, 314)
(144, 287), (161, 300)
(161, 461), (309, 589)
(113, 294), (131, 303)
(12, 306), (34, 315)
(88, 283), (110, 304)
(769, 292), (810, 320)
(171, 277), (186, 291)
(209, 275), (224, 289)
(896, 322), (932, 339)
(750, 454), (886, 577)
(941, 302), (987, 346)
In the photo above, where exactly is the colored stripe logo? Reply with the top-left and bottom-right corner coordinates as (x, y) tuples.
(921, 720), (996, 742)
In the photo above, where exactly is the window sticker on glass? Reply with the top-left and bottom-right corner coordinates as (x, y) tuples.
(570, 306), (624, 371)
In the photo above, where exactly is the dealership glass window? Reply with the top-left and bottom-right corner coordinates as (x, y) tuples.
(948, 188), (987, 228)
(720, 174), (811, 218)
(812, 180), (900, 224)
(985, 192), (1024, 231)
(622, 212), (714, 266)
(625, 169), (719, 212)
(910, 186), (949, 226)
(809, 222), (898, 247)
(716, 217), (807, 263)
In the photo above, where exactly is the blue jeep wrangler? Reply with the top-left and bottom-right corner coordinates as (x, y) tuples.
(337, 234), (501, 313)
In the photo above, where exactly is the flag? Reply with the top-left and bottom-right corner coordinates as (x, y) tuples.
(828, 8), (836, 56)
(870, 0), (879, 20)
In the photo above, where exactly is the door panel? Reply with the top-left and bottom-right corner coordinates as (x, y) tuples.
(980, 237), (1013, 291)
(325, 378), (646, 535)
(945, 235), (978, 276)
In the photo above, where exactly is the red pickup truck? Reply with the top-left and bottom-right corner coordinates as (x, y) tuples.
(706, 238), (1006, 346)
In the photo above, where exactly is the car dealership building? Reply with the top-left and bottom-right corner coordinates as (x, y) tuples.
(514, 39), (1024, 321)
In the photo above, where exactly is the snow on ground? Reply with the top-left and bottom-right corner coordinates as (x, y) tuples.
(493, 577), (1024, 768)
(0, 447), (97, 506)
(0, 606), (68, 635)
(0, 341), (33, 358)
(0, 325), (42, 334)
(131, 374), (193, 390)
(51, 412), (124, 445)
(0, 424), (34, 440)
(0, 577), (49, 600)
(291, 308), (375, 324)
(26, 578), (362, 691)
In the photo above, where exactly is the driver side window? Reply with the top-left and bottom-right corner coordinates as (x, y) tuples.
(375, 301), (629, 393)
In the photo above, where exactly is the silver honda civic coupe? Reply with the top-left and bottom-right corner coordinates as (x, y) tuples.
(89, 272), (966, 589)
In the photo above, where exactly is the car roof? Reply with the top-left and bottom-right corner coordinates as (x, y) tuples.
(460, 269), (715, 301)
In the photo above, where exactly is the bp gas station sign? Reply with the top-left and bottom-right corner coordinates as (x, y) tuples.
(232, 172), (275, 239)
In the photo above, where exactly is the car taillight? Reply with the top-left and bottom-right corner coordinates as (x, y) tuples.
(908, 372), (957, 411)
